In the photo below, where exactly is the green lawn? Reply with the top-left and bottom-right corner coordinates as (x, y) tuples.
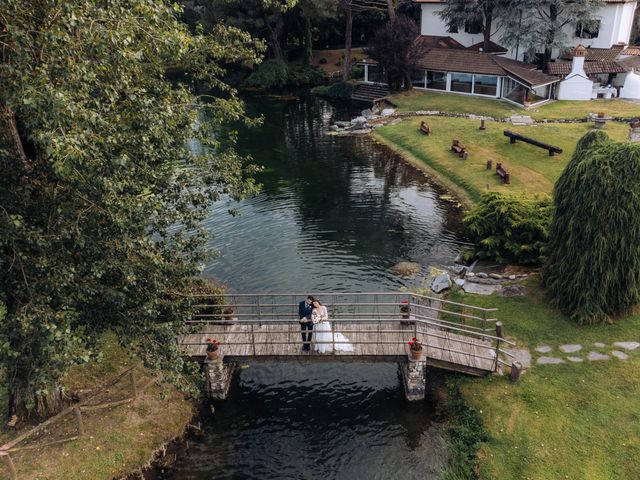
(446, 284), (640, 480)
(373, 116), (629, 202)
(388, 90), (640, 120)
(0, 333), (194, 480)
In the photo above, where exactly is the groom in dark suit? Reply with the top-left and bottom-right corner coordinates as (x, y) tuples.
(299, 295), (315, 351)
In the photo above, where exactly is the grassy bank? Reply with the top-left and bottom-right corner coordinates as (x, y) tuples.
(373, 116), (629, 201)
(388, 90), (640, 120)
(447, 283), (640, 480)
(0, 333), (194, 480)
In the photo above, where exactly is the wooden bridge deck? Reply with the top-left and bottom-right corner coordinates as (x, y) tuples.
(179, 321), (497, 375)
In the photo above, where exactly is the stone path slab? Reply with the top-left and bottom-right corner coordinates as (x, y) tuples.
(611, 350), (629, 360)
(613, 341), (640, 350)
(462, 282), (502, 295)
(587, 351), (610, 361)
(535, 345), (552, 353)
(537, 356), (565, 365)
(559, 344), (582, 353)
(567, 356), (583, 363)
(593, 342), (606, 348)
(510, 115), (535, 126)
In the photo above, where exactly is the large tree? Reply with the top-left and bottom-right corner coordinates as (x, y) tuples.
(340, 0), (388, 81)
(543, 131), (640, 325)
(437, 0), (501, 53)
(365, 15), (428, 91)
(500, 0), (603, 67)
(0, 0), (260, 418)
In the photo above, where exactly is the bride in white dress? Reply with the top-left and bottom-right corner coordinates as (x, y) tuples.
(311, 300), (354, 353)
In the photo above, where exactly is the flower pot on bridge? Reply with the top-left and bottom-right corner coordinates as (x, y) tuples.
(408, 338), (423, 361)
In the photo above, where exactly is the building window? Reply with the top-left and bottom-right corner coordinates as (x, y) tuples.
(502, 77), (527, 105)
(426, 71), (447, 90)
(450, 72), (473, 93)
(473, 75), (498, 96)
(575, 20), (600, 39)
(447, 21), (459, 34)
(465, 19), (483, 34)
(412, 69), (426, 89)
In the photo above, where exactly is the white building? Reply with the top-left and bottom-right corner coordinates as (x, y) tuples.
(417, 0), (638, 61)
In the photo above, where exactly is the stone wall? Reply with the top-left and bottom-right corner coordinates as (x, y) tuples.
(204, 358), (235, 400)
(401, 358), (427, 401)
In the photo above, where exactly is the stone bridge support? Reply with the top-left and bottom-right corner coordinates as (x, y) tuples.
(204, 357), (235, 400)
(401, 357), (427, 401)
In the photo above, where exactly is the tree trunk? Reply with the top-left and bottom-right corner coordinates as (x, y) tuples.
(543, 5), (557, 69)
(387, 0), (396, 21)
(265, 13), (285, 61)
(303, 15), (312, 66)
(483, 12), (493, 52)
(342, 3), (353, 81)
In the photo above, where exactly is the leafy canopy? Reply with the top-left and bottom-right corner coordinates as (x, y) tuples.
(544, 131), (640, 325)
(0, 0), (260, 415)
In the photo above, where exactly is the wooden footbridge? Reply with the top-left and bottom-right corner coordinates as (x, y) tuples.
(178, 292), (515, 401)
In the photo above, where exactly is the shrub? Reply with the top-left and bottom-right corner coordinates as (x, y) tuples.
(543, 130), (640, 324)
(463, 192), (552, 265)
(244, 60), (325, 88)
(311, 81), (354, 100)
(287, 64), (325, 86)
(244, 59), (290, 88)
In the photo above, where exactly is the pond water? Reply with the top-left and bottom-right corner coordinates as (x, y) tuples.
(153, 94), (468, 479)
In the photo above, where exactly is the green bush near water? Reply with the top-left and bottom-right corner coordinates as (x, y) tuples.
(311, 81), (354, 100)
(441, 379), (487, 480)
(463, 192), (552, 265)
(544, 130), (640, 324)
(245, 60), (324, 88)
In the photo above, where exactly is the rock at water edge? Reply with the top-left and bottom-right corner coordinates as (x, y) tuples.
(431, 273), (452, 293)
(389, 261), (422, 277)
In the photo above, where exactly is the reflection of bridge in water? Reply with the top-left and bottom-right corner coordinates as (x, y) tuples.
(178, 292), (515, 401)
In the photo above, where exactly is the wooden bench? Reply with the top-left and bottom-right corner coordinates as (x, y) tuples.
(503, 130), (563, 157)
(496, 162), (510, 184)
(419, 121), (431, 136)
(451, 139), (468, 159)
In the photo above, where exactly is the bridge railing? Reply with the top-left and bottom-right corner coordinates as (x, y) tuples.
(180, 292), (514, 372)
(186, 292), (498, 330)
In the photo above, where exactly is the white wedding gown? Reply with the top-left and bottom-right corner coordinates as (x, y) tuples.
(312, 306), (354, 353)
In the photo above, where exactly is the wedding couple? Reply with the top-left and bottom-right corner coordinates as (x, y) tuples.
(298, 296), (354, 353)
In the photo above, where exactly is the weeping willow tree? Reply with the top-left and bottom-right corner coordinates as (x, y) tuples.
(543, 130), (640, 325)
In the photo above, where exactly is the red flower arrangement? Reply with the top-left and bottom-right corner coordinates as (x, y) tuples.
(206, 338), (221, 352)
(408, 337), (422, 351)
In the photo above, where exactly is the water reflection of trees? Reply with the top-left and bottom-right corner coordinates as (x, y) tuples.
(234, 95), (466, 265)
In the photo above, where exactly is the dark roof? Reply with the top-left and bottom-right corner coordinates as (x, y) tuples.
(621, 56), (640, 71)
(623, 46), (640, 56)
(559, 45), (625, 62)
(416, 49), (559, 87)
(416, 49), (504, 75)
(547, 61), (629, 75)
(466, 41), (508, 54)
(415, 35), (465, 50)
(493, 56), (559, 87)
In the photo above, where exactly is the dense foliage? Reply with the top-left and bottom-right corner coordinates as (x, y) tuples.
(365, 15), (427, 91)
(311, 81), (355, 99)
(0, 0), (260, 416)
(544, 130), (640, 325)
(500, 0), (603, 67)
(441, 379), (488, 480)
(463, 192), (552, 265)
(245, 60), (325, 88)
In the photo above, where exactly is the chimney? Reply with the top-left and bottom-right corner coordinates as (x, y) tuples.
(569, 44), (588, 78)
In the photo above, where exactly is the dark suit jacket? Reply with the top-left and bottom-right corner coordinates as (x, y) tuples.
(299, 300), (312, 320)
